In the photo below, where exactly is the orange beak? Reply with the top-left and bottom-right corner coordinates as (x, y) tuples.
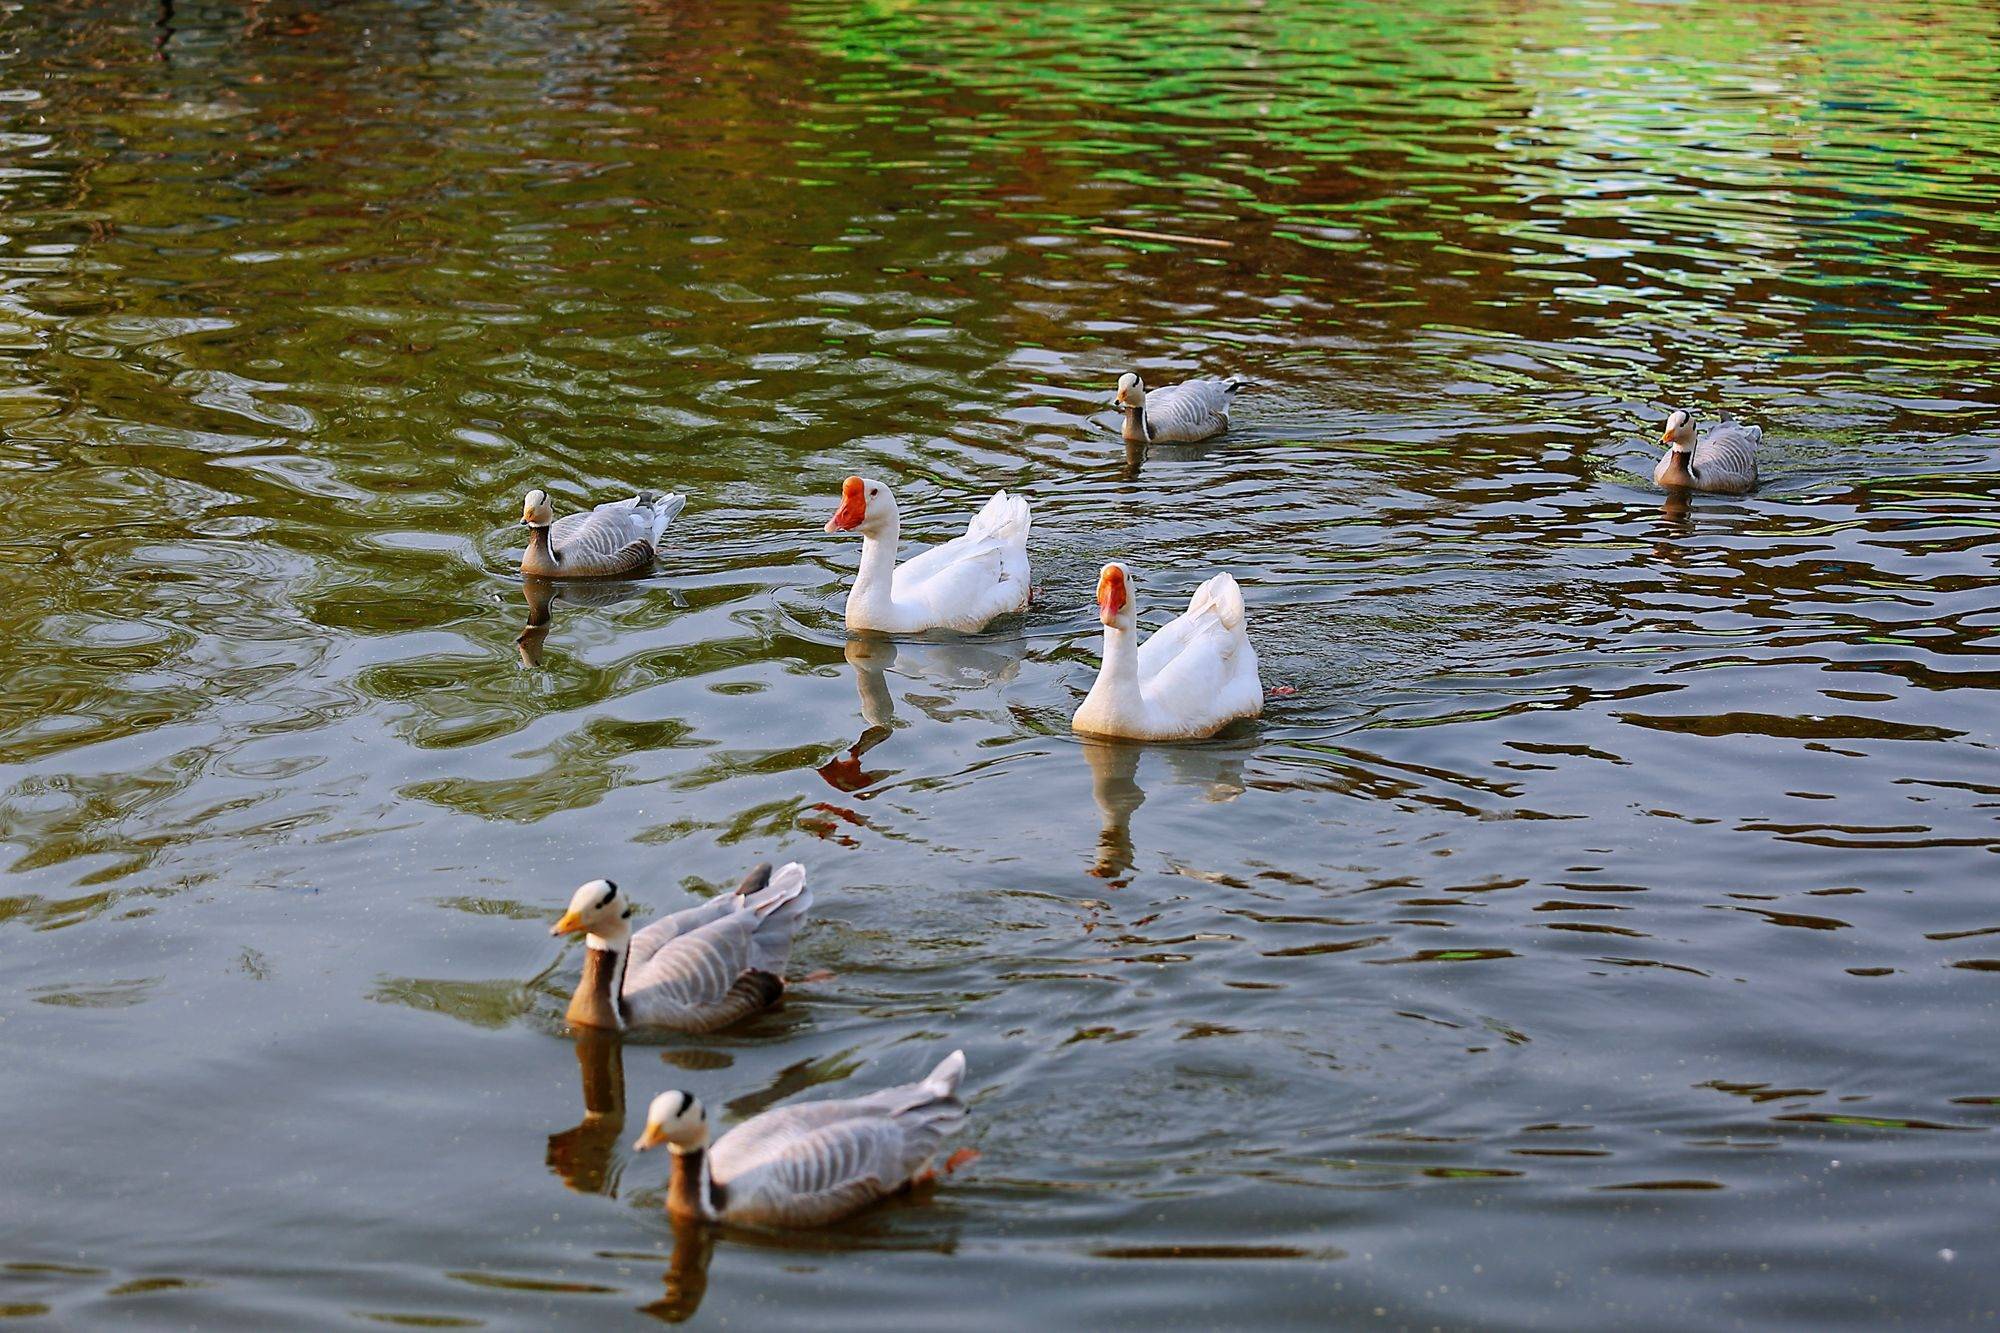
(550, 909), (585, 937)
(825, 476), (866, 532)
(1659, 429), (1674, 445)
(1115, 389), (1129, 408)
(1096, 566), (1127, 624)
(633, 1123), (669, 1152)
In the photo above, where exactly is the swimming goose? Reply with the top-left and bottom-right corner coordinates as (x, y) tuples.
(633, 1051), (971, 1228)
(1653, 410), (1759, 495)
(1115, 372), (1243, 444)
(551, 863), (812, 1033)
(521, 487), (686, 579)
(1073, 563), (1263, 741)
(824, 477), (1032, 633)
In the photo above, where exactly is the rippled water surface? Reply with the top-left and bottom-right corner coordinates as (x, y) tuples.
(4, 0), (1999, 1326)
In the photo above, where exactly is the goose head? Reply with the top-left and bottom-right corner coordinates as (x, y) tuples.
(550, 878), (633, 942)
(1114, 373), (1146, 412)
(522, 488), (555, 529)
(824, 475), (896, 535)
(634, 1090), (711, 1153)
(1096, 561), (1139, 631)
(1659, 409), (1697, 456)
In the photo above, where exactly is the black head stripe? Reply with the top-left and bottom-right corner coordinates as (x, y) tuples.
(597, 881), (618, 909)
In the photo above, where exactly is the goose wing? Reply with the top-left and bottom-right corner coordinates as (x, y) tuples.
(711, 1052), (968, 1227)
(1145, 378), (1240, 442)
(550, 492), (682, 571)
(1138, 573), (1246, 682)
(1136, 575), (1260, 729)
(622, 868), (811, 1032)
(1693, 423), (1759, 491)
(896, 491), (1031, 586)
(628, 863), (774, 973)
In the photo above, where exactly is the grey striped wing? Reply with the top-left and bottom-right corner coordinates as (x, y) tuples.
(1145, 378), (1237, 443)
(628, 895), (741, 973)
(712, 1100), (965, 1227)
(627, 865), (773, 971)
(549, 497), (658, 576)
(622, 911), (775, 1031)
(1693, 424), (1760, 492)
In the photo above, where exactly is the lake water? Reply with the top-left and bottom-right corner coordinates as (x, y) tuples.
(3, 0), (1998, 1326)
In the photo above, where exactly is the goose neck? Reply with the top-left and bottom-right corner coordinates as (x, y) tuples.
(524, 524), (559, 574)
(668, 1145), (722, 1221)
(1122, 405), (1150, 443)
(567, 937), (629, 1031)
(1080, 620), (1144, 728)
(849, 516), (901, 619)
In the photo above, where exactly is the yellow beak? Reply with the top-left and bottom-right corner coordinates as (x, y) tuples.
(1660, 430), (1673, 445)
(632, 1123), (668, 1152)
(550, 909), (585, 937)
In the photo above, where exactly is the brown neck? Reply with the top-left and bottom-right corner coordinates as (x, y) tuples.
(668, 1147), (719, 1221)
(524, 524), (559, 576)
(566, 942), (628, 1031)
(1121, 404), (1149, 443)
(1660, 448), (1695, 487)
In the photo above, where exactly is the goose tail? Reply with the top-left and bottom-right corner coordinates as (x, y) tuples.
(967, 489), (1031, 542)
(744, 861), (812, 975)
(918, 1049), (967, 1101)
(642, 491), (687, 546)
(1186, 572), (1245, 631)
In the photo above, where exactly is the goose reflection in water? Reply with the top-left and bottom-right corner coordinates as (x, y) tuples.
(818, 633), (1027, 792)
(1081, 736), (1254, 882)
(1114, 423), (1233, 482)
(544, 1030), (718, 1324)
(638, 1214), (716, 1324)
(515, 576), (649, 667)
(546, 1027), (628, 1196)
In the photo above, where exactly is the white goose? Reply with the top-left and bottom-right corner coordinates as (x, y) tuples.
(521, 488), (686, 579)
(634, 1051), (972, 1228)
(551, 863), (812, 1033)
(824, 476), (1032, 633)
(1115, 372), (1244, 444)
(1654, 408), (1759, 495)
(1073, 562), (1263, 741)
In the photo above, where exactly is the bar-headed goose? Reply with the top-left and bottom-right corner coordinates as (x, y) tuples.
(550, 863), (812, 1033)
(520, 487), (686, 579)
(1115, 372), (1244, 444)
(824, 477), (1031, 633)
(1653, 409), (1759, 495)
(1073, 562), (1263, 741)
(633, 1051), (971, 1227)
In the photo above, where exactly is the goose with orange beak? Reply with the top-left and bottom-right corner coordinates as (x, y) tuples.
(1115, 371), (1244, 444)
(519, 487), (686, 579)
(632, 1050), (971, 1228)
(549, 863), (813, 1033)
(1652, 408), (1759, 495)
(823, 475), (1032, 633)
(1072, 562), (1263, 741)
